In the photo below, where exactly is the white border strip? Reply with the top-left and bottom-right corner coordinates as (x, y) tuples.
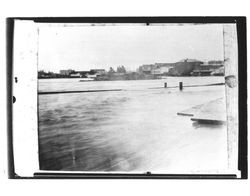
(13, 20), (39, 177)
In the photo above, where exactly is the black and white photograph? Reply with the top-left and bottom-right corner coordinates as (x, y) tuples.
(1, 0), (249, 193)
(38, 23), (228, 173)
(7, 17), (246, 179)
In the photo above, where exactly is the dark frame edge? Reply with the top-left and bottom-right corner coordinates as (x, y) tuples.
(6, 16), (244, 24)
(6, 18), (15, 179)
(32, 173), (236, 179)
(237, 17), (248, 179)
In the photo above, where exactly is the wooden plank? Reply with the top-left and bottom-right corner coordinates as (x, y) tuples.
(192, 98), (227, 122)
(178, 98), (227, 123)
(190, 118), (225, 125)
(177, 103), (204, 116)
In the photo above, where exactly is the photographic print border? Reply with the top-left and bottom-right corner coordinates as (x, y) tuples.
(6, 17), (247, 179)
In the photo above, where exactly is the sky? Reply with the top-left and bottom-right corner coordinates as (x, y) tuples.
(38, 24), (224, 72)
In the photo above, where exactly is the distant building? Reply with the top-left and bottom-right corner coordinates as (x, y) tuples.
(70, 73), (81, 78)
(139, 63), (174, 75)
(139, 64), (155, 74)
(138, 59), (224, 76)
(154, 63), (173, 67)
(60, 69), (74, 76)
(199, 63), (222, 70)
(208, 60), (224, 65)
(151, 64), (174, 75)
(190, 70), (213, 76)
(211, 66), (225, 76)
(90, 69), (106, 75)
(76, 71), (91, 78)
(169, 59), (203, 76)
(38, 70), (50, 78)
(191, 61), (224, 76)
(86, 73), (98, 79)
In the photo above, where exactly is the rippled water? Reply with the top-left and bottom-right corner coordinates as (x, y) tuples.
(38, 77), (228, 172)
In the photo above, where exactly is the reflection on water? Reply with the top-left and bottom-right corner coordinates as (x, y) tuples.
(38, 77), (228, 172)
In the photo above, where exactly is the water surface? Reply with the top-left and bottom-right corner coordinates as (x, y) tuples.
(38, 77), (228, 173)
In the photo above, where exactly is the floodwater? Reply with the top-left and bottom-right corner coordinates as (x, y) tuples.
(38, 77), (228, 173)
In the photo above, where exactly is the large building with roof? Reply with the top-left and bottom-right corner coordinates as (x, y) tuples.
(168, 59), (203, 76)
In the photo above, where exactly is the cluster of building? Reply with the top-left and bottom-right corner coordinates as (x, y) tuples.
(38, 69), (106, 79)
(59, 69), (106, 79)
(138, 59), (224, 77)
(38, 58), (224, 80)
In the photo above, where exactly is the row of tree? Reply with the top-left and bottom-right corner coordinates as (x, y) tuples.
(108, 66), (126, 74)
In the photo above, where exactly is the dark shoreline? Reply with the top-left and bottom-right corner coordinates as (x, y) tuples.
(38, 75), (225, 81)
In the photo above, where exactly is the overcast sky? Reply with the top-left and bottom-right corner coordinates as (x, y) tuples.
(38, 24), (224, 72)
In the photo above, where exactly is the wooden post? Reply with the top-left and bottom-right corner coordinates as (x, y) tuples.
(164, 82), (167, 88)
(179, 82), (183, 91)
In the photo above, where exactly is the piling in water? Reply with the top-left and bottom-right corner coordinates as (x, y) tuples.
(179, 82), (183, 91)
(153, 82), (225, 90)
